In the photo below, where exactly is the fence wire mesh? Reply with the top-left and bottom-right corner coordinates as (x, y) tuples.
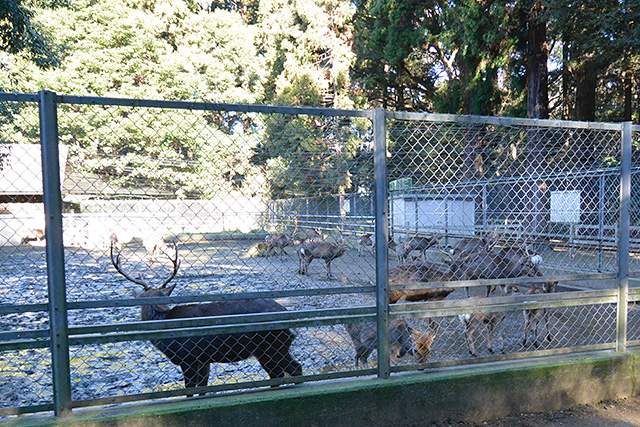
(0, 94), (638, 417)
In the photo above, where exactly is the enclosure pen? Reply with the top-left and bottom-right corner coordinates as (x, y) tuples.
(0, 91), (638, 419)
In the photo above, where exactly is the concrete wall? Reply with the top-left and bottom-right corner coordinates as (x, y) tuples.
(7, 349), (640, 427)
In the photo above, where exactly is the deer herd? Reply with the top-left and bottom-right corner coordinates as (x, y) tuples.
(109, 226), (557, 396)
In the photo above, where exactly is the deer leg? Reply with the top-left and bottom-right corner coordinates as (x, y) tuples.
(352, 343), (373, 367)
(523, 314), (531, 347)
(541, 309), (552, 342)
(325, 259), (333, 278)
(487, 322), (495, 354)
(181, 362), (210, 397)
(461, 319), (477, 357)
(531, 316), (540, 348)
(300, 257), (311, 275)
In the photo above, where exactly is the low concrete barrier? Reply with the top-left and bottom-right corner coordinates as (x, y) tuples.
(6, 349), (640, 427)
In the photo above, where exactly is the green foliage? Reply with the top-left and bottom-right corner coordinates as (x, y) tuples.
(0, 0), (271, 197)
(2, 0), (639, 200)
(0, 0), (62, 69)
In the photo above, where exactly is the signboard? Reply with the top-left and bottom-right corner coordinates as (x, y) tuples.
(550, 190), (581, 223)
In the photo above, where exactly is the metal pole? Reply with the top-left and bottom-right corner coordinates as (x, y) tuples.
(598, 174), (605, 271)
(40, 90), (72, 415)
(373, 108), (390, 379)
(617, 121), (631, 352)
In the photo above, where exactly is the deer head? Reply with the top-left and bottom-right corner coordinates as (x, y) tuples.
(110, 241), (181, 319)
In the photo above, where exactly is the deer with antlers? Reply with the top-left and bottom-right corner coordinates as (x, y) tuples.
(110, 242), (302, 396)
(439, 236), (545, 297)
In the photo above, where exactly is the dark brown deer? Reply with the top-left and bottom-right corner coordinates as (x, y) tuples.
(448, 241), (544, 297)
(111, 243), (302, 396)
(388, 260), (457, 303)
(297, 240), (349, 278)
(396, 235), (440, 263)
(264, 233), (292, 259)
(344, 319), (415, 367)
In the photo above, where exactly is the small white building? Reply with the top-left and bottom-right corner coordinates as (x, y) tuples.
(390, 192), (476, 238)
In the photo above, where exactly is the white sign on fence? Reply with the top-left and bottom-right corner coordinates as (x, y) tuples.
(550, 190), (581, 223)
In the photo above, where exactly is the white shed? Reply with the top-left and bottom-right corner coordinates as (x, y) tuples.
(390, 193), (476, 237)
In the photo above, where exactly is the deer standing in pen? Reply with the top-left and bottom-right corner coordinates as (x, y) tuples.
(264, 233), (292, 259)
(297, 239), (349, 278)
(458, 285), (520, 357)
(110, 242), (302, 396)
(396, 234), (440, 263)
(522, 286), (554, 348)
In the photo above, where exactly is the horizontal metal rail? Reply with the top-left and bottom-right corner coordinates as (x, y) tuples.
(0, 92), (39, 102)
(68, 315), (370, 346)
(66, 285), (376, 311)
(391, 289), (618, 318)
(392, 345), (618, 373)
(387, 110), (624, 131)
(390, 273), (619, 291)
(55, 94), (373, 118)
(70, 306), (376, 336)
(70, 369), (376, 409)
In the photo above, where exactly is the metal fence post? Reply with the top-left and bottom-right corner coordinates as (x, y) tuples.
(40, 90), (72, 415)
(373, 108), (390, 379)
(617, 121), (631, 352)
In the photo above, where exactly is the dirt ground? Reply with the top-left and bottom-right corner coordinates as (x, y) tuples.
(424, 396), (640, 427)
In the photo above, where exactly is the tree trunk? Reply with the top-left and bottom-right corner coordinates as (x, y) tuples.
(624, 70), (632, 122)
(524, 3), (549, 234)
(574, 61), (597, 121)
(562, 38), (570, 120)
(526, 3), (549, 119)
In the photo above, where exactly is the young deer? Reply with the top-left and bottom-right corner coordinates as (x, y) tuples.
(344, 319), (415, 367)
(264, 233), (292, 259)
(458, 285), (520, 357)
(411, 326), (438, 363)
(357, 234), (374, 256)
(522, 286), (553, 347)
(110, 243), (302, 396)
(297, 240), (349, 278)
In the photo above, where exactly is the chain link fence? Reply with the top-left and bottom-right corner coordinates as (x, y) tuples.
(0, 92), (638, 418)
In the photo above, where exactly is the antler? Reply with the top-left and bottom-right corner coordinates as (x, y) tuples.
(110, 241), (181, 291)
(110, 241), (150, 290)
(160, 242), (181, 290)
(437, 240), (454, 261)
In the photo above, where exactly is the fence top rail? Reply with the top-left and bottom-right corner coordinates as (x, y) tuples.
(0, 92), (39, 102)
(48, 93), (371, 118)
(3, 91), (634, 131)
(387, 110), (625, 131)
